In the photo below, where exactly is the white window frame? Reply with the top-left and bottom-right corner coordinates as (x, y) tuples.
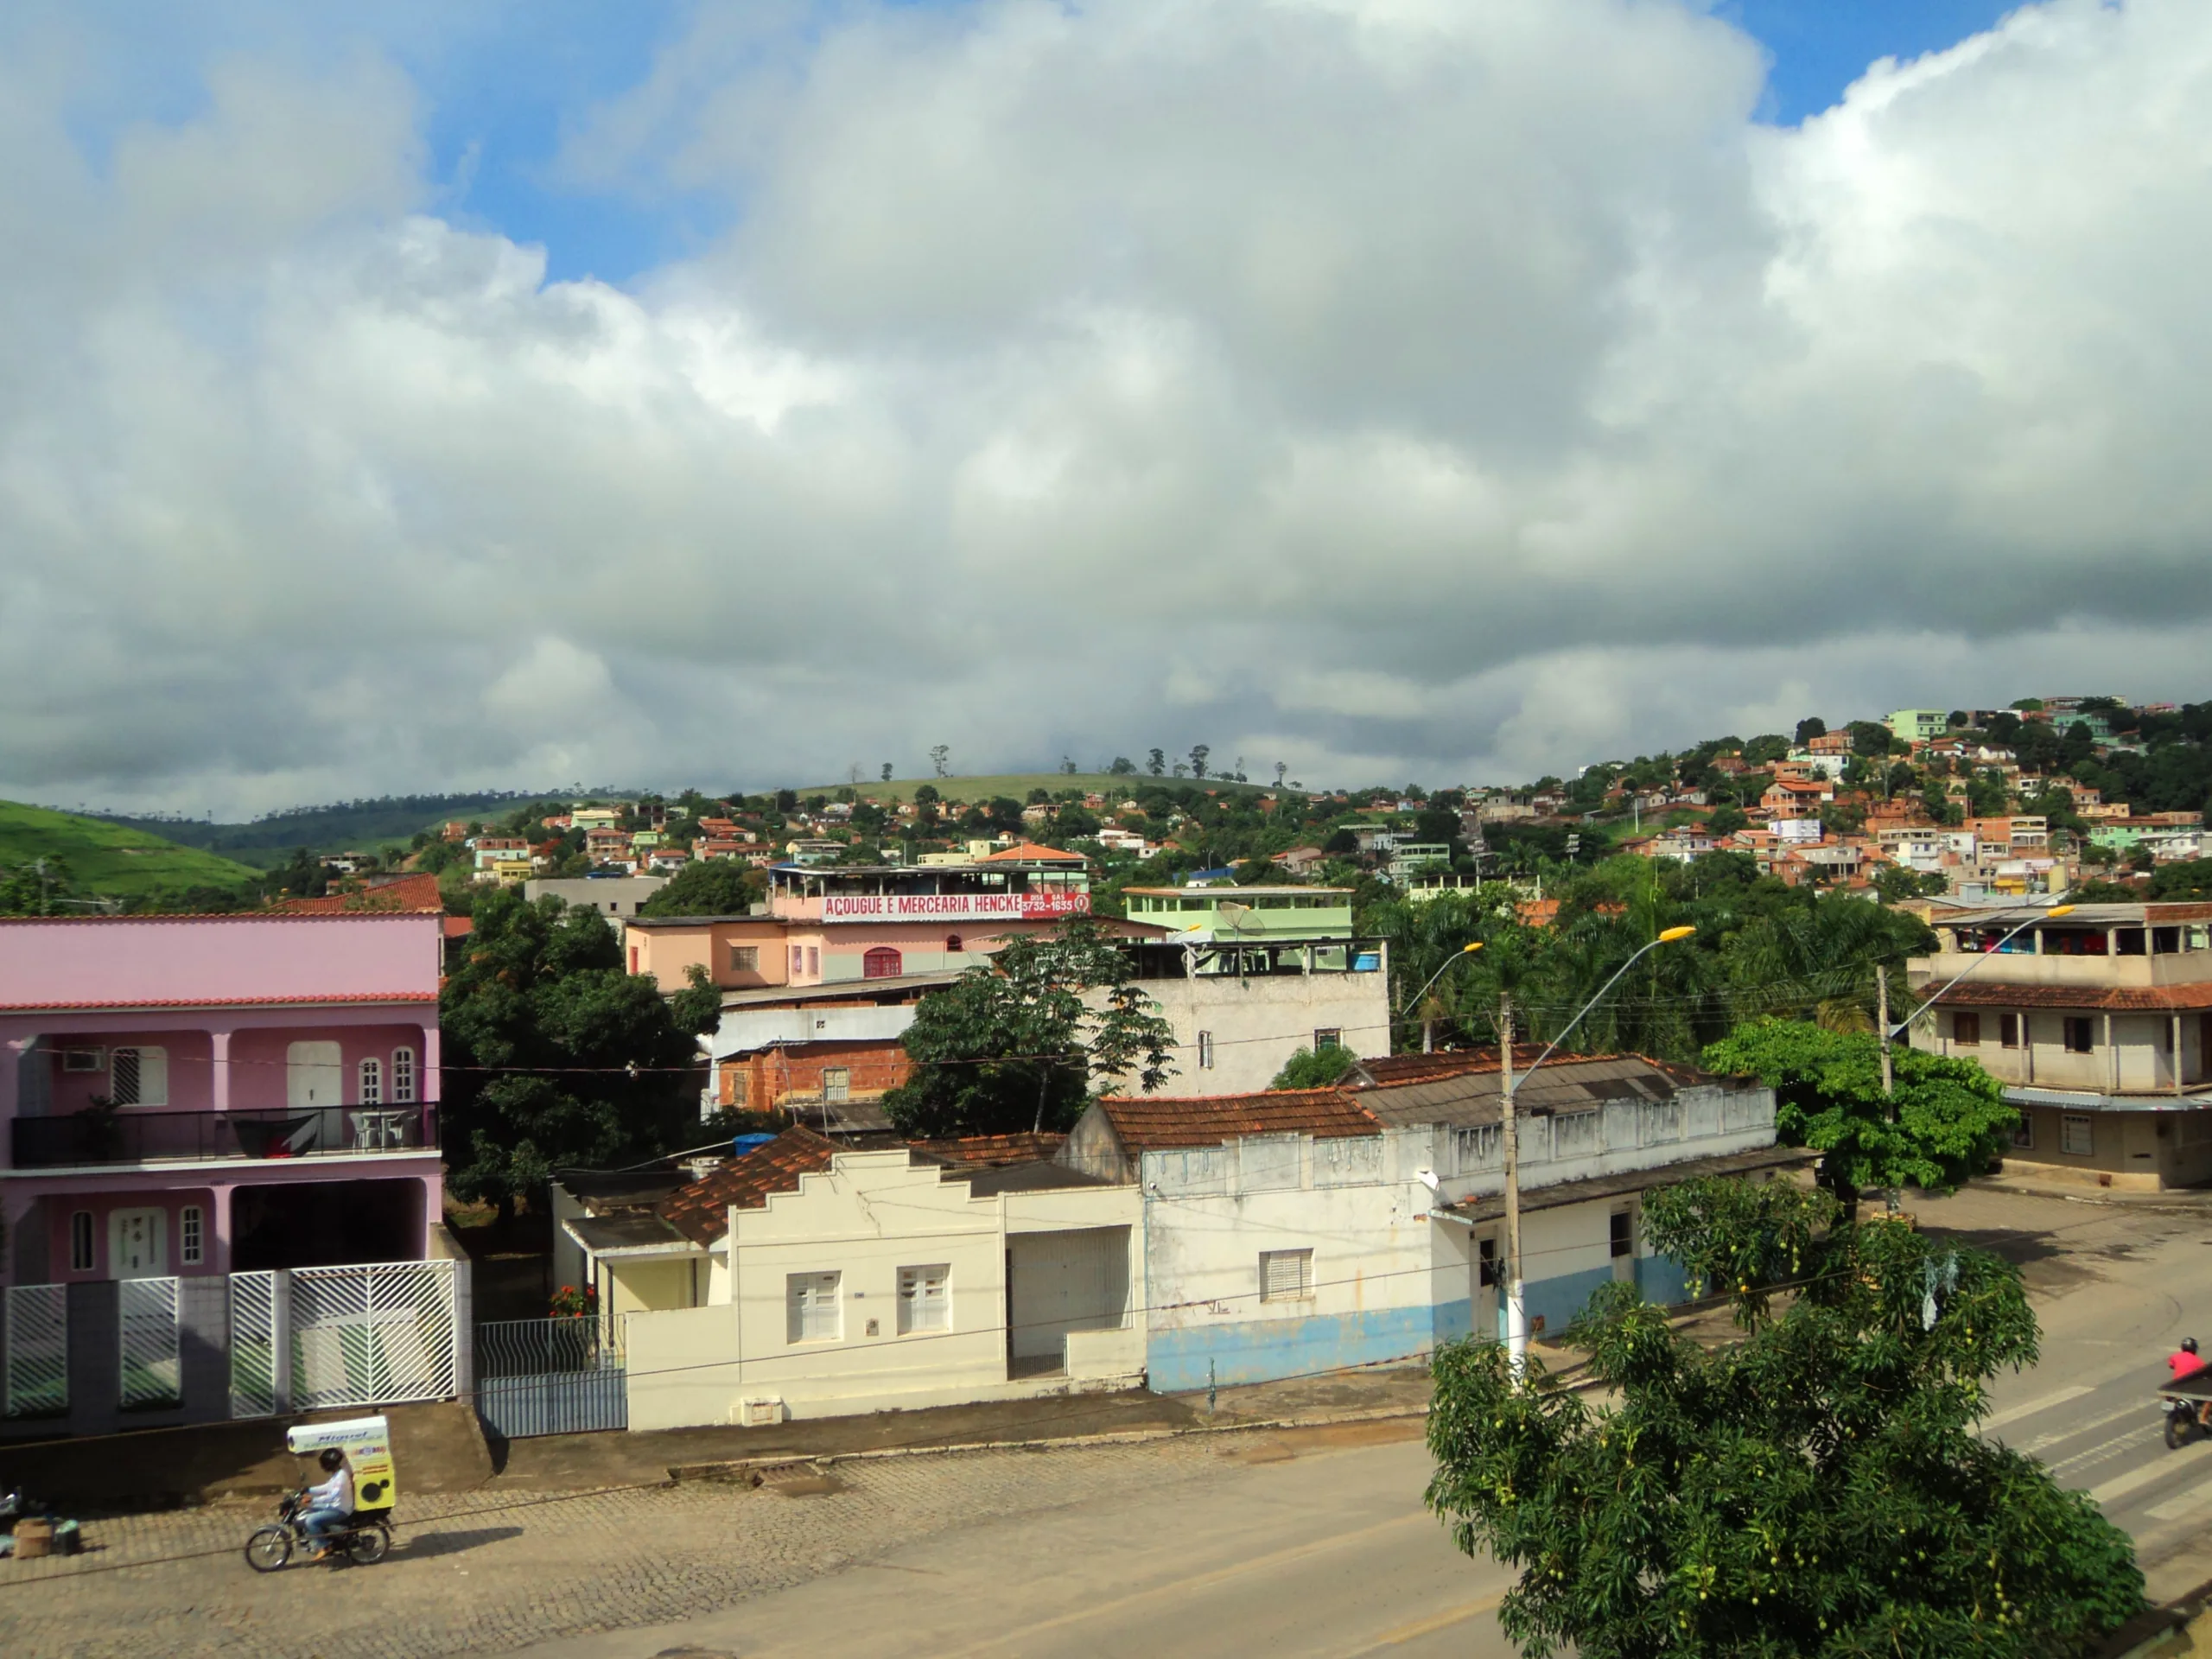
(1197, 1030), (1216, 1070)
(2012, 1114), (2035, 1151)
(180, 1205), (204, 1267)
(822, 1067), (851, 1103)
(109, 1045), (168, 1107)
(391, 1046), (416, 1103)
(785, 1271), (842, 1344)
(359, 1057), (383, 1105)
(1259, 1248), (1313, 1304)
(69, 1210), (96, 1273)
(728, 944), (759, 973)
(897, 1264), (950, 1335)
(2061, 1113), (2094, 1157)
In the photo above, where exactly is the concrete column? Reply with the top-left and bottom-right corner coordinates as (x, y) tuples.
(209, 1182), (235, 1275)
(2176, 1014), (2187, 1097)
(2106, 1013), (2118, 1092)
(0, 1188), (41, 1286)
(210, 1027), (232, 1113)
(422, 1025), (442, 1103)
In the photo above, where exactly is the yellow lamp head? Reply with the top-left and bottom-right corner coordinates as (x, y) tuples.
(1461, 941), (1484, 953)
(1657, 925), (1697, 944)
(2044, 905), (2076, 918)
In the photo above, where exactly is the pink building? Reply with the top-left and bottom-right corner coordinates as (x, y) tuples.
(0, 914), (444, 1287)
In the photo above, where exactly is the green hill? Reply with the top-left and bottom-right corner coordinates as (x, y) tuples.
(799, 772), (1298, 804)
(93, 791), (561, 869)
(0, 801), (264, 900)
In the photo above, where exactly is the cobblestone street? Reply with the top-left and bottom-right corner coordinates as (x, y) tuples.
(0, 1438), (1241, 1659)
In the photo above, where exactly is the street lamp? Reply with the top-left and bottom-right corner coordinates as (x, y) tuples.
(1495, 925), (1696, 1378)
(1402, 942), (1484, 1054)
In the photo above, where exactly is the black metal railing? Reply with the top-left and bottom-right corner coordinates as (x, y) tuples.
(10, 1103), (437, 1169)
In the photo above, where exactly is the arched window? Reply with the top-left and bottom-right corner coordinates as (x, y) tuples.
(863, 947), (904, 980)
(391, 1046), (416, 1103)
(944, 934), (963, 954)
(359, 1057), (383, 1105)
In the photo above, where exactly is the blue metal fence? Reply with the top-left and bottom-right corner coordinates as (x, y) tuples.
(475, 1315), (626, 1439)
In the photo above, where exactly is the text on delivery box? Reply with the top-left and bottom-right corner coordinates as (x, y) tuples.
(819, 892), (1091, 923)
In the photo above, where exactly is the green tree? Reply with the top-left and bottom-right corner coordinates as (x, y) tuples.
(0, 856), (84, 915)
(639, 859), (758, 917)
(1740, 734), (1789, 766)
(1109, 756), (1136, 776)
(1269, 1043), (1359, 1090)
(1795, 715), (1827, 745)
(1189, 744), (1211, 780)
(441, 888), (721, 1218)
(1147, 748), (1166, 776)
(1426, 1184), (2142, 1658)
(2149, 858), (2212, 901)
(1702, 1019), (2013, 1211)
(882, 918), (1175, 1137)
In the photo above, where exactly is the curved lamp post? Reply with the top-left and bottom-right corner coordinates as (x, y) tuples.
(1495, 925), (1697, 1377)
(1402, 941), (1484, 1053)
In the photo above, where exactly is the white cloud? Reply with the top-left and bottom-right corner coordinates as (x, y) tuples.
(3, 0), (2211, 815)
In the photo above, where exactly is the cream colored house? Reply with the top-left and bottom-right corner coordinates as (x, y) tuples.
(620, 1129), (1143, 1428)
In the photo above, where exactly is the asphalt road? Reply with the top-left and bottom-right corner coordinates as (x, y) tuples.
(519, 1421), (1519, 1659)
(517, 1183), (2212, 1659)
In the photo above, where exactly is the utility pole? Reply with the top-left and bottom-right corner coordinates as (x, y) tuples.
(1499, 995), (1526, 1378)
(1876, 963), (1894, 1098)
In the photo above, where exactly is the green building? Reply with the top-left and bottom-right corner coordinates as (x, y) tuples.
(1120, 885), (1354, 941)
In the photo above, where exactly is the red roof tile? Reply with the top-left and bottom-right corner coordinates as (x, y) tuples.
(657, 1126), (840, 1244)
(912, 1132), (1068, 1168)
(980, 842), (1085, 862)
(1095, 1089), (1381, 1150)
(1925, 981), (2212, 1013)
(266, 874), (445, 914)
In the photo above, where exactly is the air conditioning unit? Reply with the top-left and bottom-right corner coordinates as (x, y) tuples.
(61, 1048), (105, 1073)
(733, 1395), (785, 1427)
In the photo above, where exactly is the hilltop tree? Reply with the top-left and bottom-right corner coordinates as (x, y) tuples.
(880, 763), (893, 783)
(929, 744), (951, 778)
(1147, 748), (1166, 776)
(1427, 1179), (2142, 1658)
(1189, 744), (1211, 780)
(639, 859), (759, 918)
(883, 918), (1175, 1137)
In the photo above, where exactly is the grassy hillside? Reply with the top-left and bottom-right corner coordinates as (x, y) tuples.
(0, 801), (264, 899)
(799, 772), (1297, 804)
(94, 791), (561, 868)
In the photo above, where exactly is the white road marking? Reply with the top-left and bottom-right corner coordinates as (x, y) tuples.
(2027, 1403), (2156, 1459)
(2146, 1484), (2212, 1522)
(2089, 1444), (2212, 1507)
(1978, 1384), (2094, 1430)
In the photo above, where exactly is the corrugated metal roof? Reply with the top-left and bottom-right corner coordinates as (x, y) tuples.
(1096, 1089), (1381, 1149)
(1445, 1143), (1816, 1222)
(1357, 1054), (1688, 1128)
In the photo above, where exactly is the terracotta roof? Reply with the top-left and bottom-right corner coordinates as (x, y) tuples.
(656, 1126), (841, 1244)
(0, 992), (437, 1011)
(979, 842), (1085, 862)
(1925, 981), (2212, 1013)
(911, 1132), (1069, 1168)
(1345, 1046), (1548, 1087)
(266, 873), (446, 914)
(1094, 1089), (1381, 1149)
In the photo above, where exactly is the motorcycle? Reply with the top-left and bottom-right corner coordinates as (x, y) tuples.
(242, 1488), (391, 1572)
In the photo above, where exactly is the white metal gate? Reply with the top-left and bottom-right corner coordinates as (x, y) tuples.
(289, 1261), (460, 1411)
(3, 1283), (67, 1418)
(228, 1269), (281, 1419)
(118, 1276), (182, 1408)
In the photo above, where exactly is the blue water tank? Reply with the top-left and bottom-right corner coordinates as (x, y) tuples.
(1351, 951), (1382, 972)
(731, 1133), (777, 1156)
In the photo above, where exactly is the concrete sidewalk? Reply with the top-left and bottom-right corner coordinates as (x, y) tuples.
(486, 1366), (1439, 1492)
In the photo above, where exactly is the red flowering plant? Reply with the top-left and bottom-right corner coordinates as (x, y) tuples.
(549, 1284), (598, 1319)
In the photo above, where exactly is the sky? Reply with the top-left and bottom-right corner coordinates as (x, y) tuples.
(5, 0), (2209, 817)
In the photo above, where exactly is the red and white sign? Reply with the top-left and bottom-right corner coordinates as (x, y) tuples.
(820, 891), (1092, 924)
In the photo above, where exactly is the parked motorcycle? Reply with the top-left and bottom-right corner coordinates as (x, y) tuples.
(243, 1489), (391, 1572)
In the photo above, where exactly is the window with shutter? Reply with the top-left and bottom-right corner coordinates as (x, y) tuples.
(1197, 1031), (1216, 1070)
(391, 1046), (416, 1103)
(897, 1264), (950, 1334)
(109, 1046), (168, 1106)
(1259, 1249), (1313, 1303)
(70, 1211), (96, 1273)
(785, 1272), (842, 1344)
(2061, 1114), (2094, 1157)
(181, 1205), (204, 1266)
(359, 1058), (383, 1105)
(822, 1067), (851, 1102)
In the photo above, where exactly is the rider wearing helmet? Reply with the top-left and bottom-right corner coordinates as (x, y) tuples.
(299, 1447), (352, 1557)
(2171, 1338), (2203, 1382)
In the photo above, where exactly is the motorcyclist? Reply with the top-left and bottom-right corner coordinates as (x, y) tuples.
(2170, 1338), (2211, 1427)
(298, 1447), (352, 1558)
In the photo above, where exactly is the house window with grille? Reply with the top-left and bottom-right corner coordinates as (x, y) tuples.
(791, 945), (805, 977)
(1313, 1028), (1341, 1052)
(359, 1058), (382, 1105)
(822, 1067), (850, 1103)
(181, 1205), (204, 1267)
(1610, 1208), (1636, 1259)
(1260, 1249), (1313, 1303)
(806, 947), (820, 977)
(110, 1046), (168, 1106)
(2012, 1114), (2035, 1150)
(1198, 1031), (1216, 1070)
(1999, 1014), (2022, 1048)
(863, 947), (903, 979)
(391, 1046), (416, 1103)
(70, 1210), (95, 1273)
(1952, 1012), (1981, 1046)
(897, 1264), (950, 1334)
(1477, 1236), (1498, 1287)
(2061, 1114), (2094, 1157)
(785, 1272), (842, 1344)
(728, 944), (759, 973)
(2063, 1017), (2096, 1055)
(1455, 1124), (1502, 1170)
